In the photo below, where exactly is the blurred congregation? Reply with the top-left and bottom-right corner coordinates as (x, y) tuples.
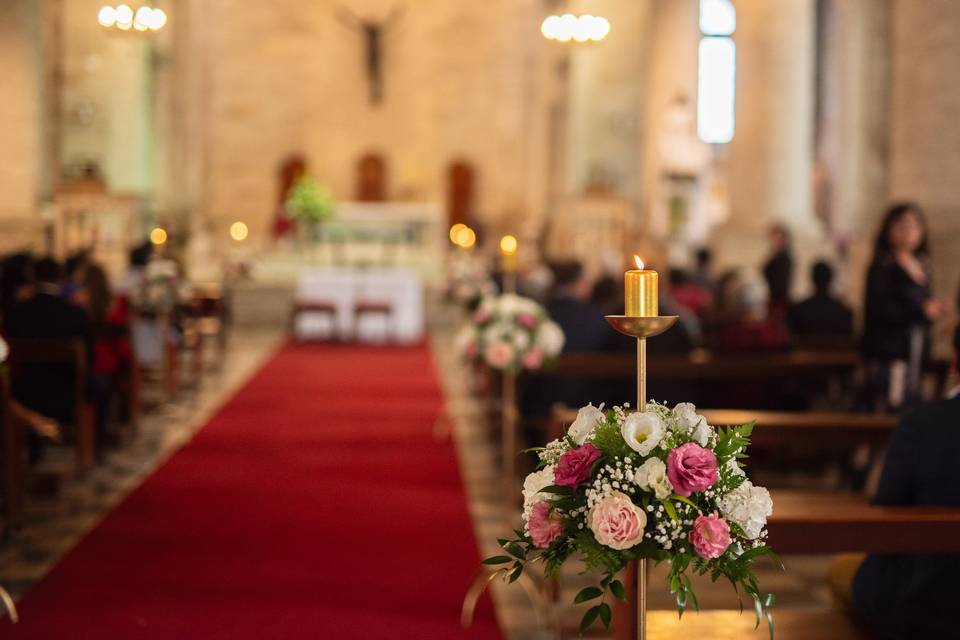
(1, 0), (960, 638)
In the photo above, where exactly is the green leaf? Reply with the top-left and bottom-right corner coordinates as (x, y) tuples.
(504, 542), (526, 559)
(579, 605), (601, 634)
(662, 499), (679, 522)
(482, 555), (512, 565)
(752, 594), (763, 630)
(574, 586), (604, 604)
(508, 564), (523, 583)
(610, 579), (626, 601)
(599, 602), (612, 629)
(671, 494), (699, 511)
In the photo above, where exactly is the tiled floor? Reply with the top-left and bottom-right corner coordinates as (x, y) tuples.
(0, 328), (283, 607)
(430, 319), (837, 640)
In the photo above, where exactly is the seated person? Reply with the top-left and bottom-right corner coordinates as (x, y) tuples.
(719, 275), (791, 353)
(786, 261), (854, 343)
(669, 268), (713, 317)
(833, 325), (960, 637)
(547, 260), (611, 352)
(4, 258), (102, 460)
(520, 261), (611, 417)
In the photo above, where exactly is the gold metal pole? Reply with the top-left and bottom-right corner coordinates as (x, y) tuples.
(604, 315), (677, 640)
(502, 370), (517, 509)
(636, 337), (647, 640)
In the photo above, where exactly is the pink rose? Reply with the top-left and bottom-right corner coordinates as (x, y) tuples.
(464, 341), (477, 358)
(689, 513), (731, 559)
(554, 444), (602, 489)
(528, 501), (564, 548)
(517, 313), (538, 329)
(666, 443), (719, 497)
(484, 340), (515, 369)
(521, 347), (544, 370)
(589, 491), (646, 550)
(473, 309), (492, 324)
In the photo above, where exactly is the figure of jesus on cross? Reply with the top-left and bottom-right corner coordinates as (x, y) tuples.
(337, 4), (404, 105)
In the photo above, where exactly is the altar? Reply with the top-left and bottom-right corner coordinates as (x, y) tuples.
(227, 201), (443, 331)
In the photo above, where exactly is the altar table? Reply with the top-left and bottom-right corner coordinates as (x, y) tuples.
(292, 268), (424, 343)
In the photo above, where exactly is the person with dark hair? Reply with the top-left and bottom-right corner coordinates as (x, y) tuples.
(862, 203), (944, 411)
(520, 261), (611, 418)
(62, 250), (92, 302)
(546, 261), (610, 352)
(589, 275), (620, 317)
(831, 324), (960, 637)
(693, 247), (714, 292)
(669, 268), (712, 317)
(82, 263), (131, 380)
(762, 224), (793, 316)
(0, 252), (34, 326)
(786, 261), (854, 343)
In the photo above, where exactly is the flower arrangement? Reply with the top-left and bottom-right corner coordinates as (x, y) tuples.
(485, 401), (777, 635)
(455, 294), (565, 372)
(286, 176), (336, 223)
(133, 260), (179, 315)
(445, 252), (498, 312)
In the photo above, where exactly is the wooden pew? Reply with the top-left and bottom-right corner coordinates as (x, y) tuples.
(547, 406), (898, 446)
(7, 338), (96, 475)
(768, 490), (960, 554)
(540, 349), (861, 380)
(0, 372), (26, 537)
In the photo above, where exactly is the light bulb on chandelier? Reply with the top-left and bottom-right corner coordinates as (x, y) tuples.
(97, 4), (167, 32)
(541, 13), (609, 42)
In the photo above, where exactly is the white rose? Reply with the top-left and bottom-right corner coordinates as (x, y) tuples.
(568, 403), (605, 445)
(510, 327), (531, 350)
(535, 321), (565, 357)
(719, 480), (773, 540)
(499, 293), (524, 315)
(621, 412), (665, 456)
(692, 420), (714, 447)
(0, 336), (7, 363)
(672, 402), (708, 434)
(522, 465), (556, 520)
(633, 457), (673, 500)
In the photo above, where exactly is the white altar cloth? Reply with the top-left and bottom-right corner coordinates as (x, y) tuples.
(293, 268), (424, 343)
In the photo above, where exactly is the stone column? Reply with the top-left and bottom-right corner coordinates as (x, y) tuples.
(716, 0), (819, 283)
(0, 0), (41, 226)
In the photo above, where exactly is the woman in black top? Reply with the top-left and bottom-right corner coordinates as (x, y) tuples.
(862, 203), (944, 410)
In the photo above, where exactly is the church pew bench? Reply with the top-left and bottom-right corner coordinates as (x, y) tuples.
(767, 490), (960, 554)
(547, 406), (898, 446)
(0, 373), (26, 537)
(7, 339), (96, 475)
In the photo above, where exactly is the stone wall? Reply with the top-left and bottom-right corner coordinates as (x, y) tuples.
(0, 0), (40, 234)
(189, 0), (549, 244)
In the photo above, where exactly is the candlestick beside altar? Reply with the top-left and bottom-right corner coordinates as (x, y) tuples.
(606, 257), (678, 640)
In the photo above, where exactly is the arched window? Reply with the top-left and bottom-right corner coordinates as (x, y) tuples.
(697, 0), (736, 144)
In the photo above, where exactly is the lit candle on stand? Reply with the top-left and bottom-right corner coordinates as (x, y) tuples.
(624, 255), (658, 317)
(500, 234), (518, 294)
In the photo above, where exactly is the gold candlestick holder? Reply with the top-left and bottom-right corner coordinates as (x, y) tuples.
(605, 314), (679, 640)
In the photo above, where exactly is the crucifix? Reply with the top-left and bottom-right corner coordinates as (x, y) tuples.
(337, 4), (404, 105)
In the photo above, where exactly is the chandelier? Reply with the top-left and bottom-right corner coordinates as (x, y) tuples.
(541, 13), (610, 42)
(97, 4), (167, 32)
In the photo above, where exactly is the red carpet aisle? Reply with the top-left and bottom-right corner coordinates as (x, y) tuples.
(4, 343), (501, 639)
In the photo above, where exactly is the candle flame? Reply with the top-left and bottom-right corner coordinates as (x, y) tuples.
(634, 255), (644, 270)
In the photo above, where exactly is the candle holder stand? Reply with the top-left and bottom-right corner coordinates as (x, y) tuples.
(604, 314), (679, 640)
